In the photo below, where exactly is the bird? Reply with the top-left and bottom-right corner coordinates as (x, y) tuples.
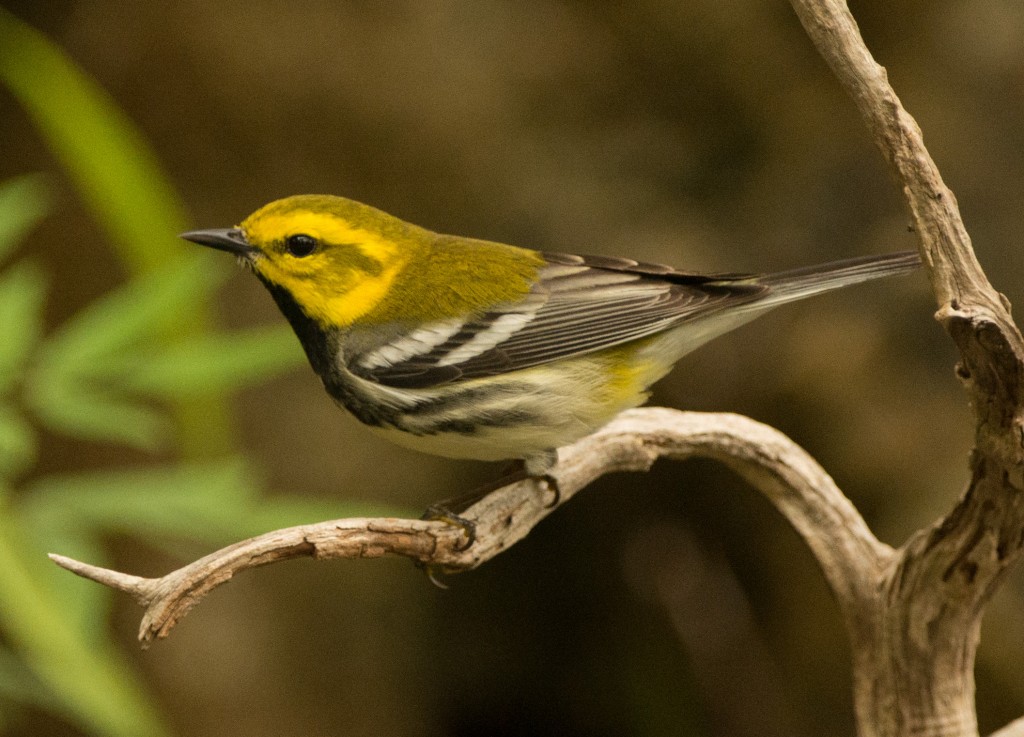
(182, 194), (919, 488)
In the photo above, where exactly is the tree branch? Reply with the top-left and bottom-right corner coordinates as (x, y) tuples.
(50, 408), (884, 646)
(990, 717), (1024, 737)
(790, 2), (1024, 736)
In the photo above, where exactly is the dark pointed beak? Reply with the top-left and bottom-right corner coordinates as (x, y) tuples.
(180, 228), (255, 256)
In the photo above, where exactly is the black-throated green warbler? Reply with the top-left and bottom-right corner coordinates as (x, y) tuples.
(182, 195), (918, 479)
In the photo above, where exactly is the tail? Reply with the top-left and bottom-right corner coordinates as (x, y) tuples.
(633, 249), (920, 369)
(754, 249), (921, 305)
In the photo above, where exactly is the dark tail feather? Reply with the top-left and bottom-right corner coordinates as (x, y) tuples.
(756, 249), (921, 304)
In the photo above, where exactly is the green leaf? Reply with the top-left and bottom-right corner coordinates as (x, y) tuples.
(22, 459), (258, 544)
(121, 325), (303, 399)
(36, 254), (226, 372)
(28, 379), (168, 450)
(24, 256), (229, 450)
(25, 257), (298, 452)
(0, 9), (187, 275)
(0, 174), (50, 265)
(0, 8), (236, 457)
(0, 645), (61, 712)
(0, 261), (46, 395)
(0, 407), (36, 483)
(14, 521), (110, 646)
(0, 646), (78, 734)
(22, 459), (395, 549)
(0, 513), (170, 737)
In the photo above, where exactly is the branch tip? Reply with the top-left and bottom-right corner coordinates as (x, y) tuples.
(49, 553), (157, 606)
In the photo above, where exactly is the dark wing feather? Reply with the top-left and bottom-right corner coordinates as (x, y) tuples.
(351, 252), (765, 388)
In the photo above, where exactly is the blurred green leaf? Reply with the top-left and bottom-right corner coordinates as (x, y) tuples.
(0, 174), (50, 266)
(22, 459), (258, 544)
(24, 256), (229, 449)
(17, 523), (111, 646)
(22, 460), (399, 548)
(35, 255), (225, 371)
(0, 407), (35, 483)
(0, 514), (170, 737)
(28, 381), (168, 450)
(0, 261), (46, 395)
(121, 325), (302, 399)
(0, 646), (63, 715)
(0, 8), (188, 275)
(22, 463), (393, 670)
(0, 8), (238, 456)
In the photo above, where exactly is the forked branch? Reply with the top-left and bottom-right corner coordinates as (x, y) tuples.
(790, 1), (1024, 736)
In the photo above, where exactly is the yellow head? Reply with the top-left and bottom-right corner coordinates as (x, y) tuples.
(183, 194), (546, 330)
(183, 194), (425, 328)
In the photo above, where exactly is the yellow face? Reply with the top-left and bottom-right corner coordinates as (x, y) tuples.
(239, 196), (416, 328)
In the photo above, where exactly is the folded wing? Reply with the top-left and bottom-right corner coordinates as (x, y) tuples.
(350, 252), (764, 388)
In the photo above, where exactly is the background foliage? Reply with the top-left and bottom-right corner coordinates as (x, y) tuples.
(1, 2), (1022, 736)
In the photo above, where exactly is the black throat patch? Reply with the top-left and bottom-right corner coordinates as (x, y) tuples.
(255, 275), (398, 428)
(256, 275), (336, 379)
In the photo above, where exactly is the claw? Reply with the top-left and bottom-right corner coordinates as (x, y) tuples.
(421, 506), (477, 551)
(415, 506), (475, 586)
(418, 563), (451, 589)
(538, 473), (561, 507)
(418, 450), (561, 557)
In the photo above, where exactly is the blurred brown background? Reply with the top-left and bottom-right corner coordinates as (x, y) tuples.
(4, 1), (1024, 736)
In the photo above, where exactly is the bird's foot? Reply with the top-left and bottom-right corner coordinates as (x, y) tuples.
(420, 451), (561, 553)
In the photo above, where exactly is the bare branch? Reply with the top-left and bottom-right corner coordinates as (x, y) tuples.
(789, 0), (1024, 424)
(990, 717), (1024, 737)
(788, 0), (993, 308)
(50, 408), (884, 645)
(790, 1), (1024, 735)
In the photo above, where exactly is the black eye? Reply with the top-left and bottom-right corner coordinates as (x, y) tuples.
(285, 234), (318, 257)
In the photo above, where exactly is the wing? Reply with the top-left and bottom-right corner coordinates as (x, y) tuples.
(348, 252), (766, 389)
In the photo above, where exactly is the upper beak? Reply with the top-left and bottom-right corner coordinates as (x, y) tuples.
(180, 228), (255, 257)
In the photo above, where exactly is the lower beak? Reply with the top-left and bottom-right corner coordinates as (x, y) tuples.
(180, 228), (255, 257)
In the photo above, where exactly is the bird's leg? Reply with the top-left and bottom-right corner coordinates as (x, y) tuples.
(421, 465), (524, 549)
(421, 476), (510, 552)
(523, 449), (561, 507)
(422, 450), (561, 550)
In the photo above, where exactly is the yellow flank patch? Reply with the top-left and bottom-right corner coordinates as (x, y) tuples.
(606, 357), (648, 399)
(600, 344), (669, 406)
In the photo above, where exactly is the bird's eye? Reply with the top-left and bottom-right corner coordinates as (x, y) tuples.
(285, 234), (318, 257)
